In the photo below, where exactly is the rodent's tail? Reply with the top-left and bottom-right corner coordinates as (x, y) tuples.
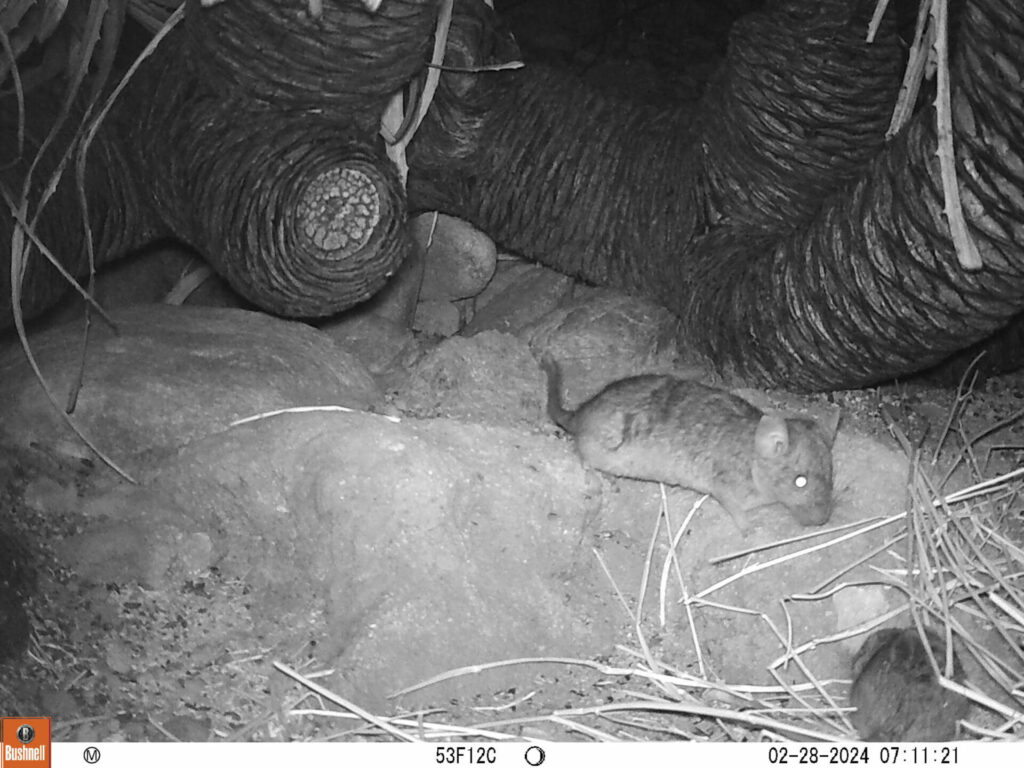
(540, 353), (575, 431)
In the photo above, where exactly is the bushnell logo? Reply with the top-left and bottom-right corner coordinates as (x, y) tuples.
(1, 716), (50, 767)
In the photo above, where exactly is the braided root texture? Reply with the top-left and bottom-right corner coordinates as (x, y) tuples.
(2, 1), (434, 325)
(184, 0), (438, 131)
(676, 0), (1024, 390)
(411, 0), (1024, 391)
(0, 91), (153, 329)
(696, 0), (903, 233)
(117, 31), (413, 319)
(190, 128), (410, 319)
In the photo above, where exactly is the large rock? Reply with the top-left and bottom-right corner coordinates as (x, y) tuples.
(463, 259), (574, 337)
(52, 398), (918, 711)
(0, 305), (381, 470)
(523, 289), (697, 395)
(399, 330), (546, 425)
(63, 410), (618, 708)
(409, 213), (497, 302)
(318, 312), (421, 378)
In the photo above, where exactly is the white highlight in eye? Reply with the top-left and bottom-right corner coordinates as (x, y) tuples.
(795, 475), (808, 488)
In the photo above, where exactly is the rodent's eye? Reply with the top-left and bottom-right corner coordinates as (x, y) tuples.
(794, 475), (808, 489)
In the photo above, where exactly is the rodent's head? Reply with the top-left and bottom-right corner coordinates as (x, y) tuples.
(751, 413), (836, 526)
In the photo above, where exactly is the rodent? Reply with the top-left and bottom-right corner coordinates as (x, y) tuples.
(850, 627), (970, 741)
(540, 354), (836, 526)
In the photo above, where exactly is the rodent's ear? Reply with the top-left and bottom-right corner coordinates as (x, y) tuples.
(754, 414), (790, 456)
(820, 408), (842, 446)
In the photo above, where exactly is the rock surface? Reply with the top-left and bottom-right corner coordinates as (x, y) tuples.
(410, 213), (498, 302)
(49, 395), (913, 708)
(463, 259), (574, 336)
(0, 305), (381, 470)
(65, 410), (617, 707)
(3, 286), (1014, 736)
(400, 330), (546, 425)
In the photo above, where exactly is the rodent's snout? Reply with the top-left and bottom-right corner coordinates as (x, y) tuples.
(793, 506), (832, 526)
(758, 470), (834, 526)
(785, 454), (834, 526)
(788, 493), (834, 526)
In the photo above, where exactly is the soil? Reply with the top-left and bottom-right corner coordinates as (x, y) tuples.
(1, 321), (1021, 741)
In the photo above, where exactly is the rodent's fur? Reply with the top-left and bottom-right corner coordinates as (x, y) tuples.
(540, 354), (836, 526)
(850, 627), (969, 741)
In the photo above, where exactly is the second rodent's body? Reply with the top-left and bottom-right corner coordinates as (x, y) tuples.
(541, 355), (836, 526)
(850, 627), (969, 741)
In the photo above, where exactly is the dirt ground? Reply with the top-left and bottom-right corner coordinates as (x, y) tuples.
(0, 301), (1021, 741)
(1, 0), (1021, 742)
